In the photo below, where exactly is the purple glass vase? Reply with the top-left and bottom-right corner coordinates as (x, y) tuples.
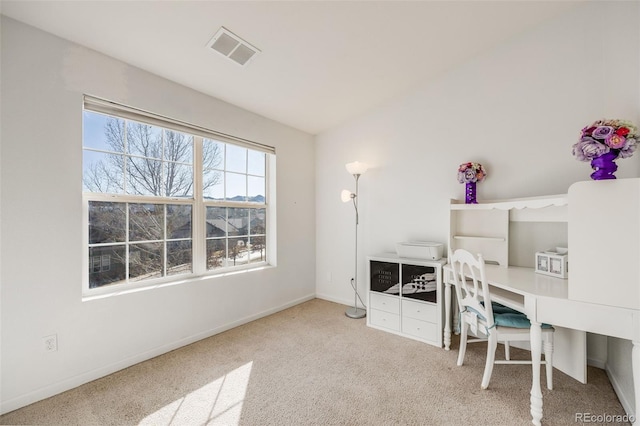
(465, 182), (477, 204)
(590, 151), (618, 180)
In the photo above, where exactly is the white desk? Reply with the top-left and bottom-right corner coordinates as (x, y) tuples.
(443, 264), (640, 426)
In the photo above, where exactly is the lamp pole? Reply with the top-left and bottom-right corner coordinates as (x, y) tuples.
(346, 172), (366, 319)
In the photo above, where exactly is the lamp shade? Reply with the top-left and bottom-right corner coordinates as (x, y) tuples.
(345, 161), (369, 175)
(341, 189), (353, 203)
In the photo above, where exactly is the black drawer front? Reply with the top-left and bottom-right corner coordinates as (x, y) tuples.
(370, 261), (399, 293)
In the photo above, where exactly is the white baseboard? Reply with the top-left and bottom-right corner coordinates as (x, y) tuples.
(605, 363), (636, 419)
(587, 357), (606, 370)
(0, 293), (315, 415)
(314, 292), (354, 308)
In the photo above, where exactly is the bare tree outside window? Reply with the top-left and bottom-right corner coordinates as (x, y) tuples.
(83, 115), (223, 196)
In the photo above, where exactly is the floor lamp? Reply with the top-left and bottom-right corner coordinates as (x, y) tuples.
(341, 161), (369, 319)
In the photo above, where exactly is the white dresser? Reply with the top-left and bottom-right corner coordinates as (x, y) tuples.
(367, 253), (446, 347)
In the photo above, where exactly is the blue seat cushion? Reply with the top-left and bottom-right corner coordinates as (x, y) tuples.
(494, 312), (531, 328)
(494, 312), (554, 329)
(479, 300), (522, 315)
(466, 302), (522, 320)
(465, 302), (553, 329)
(478, 301), (553, 329)
(490, 302), (521, 315)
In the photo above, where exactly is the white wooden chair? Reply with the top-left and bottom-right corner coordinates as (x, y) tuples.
(449, 248), (554, 390)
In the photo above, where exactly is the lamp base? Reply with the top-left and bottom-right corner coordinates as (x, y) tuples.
(345, 307), (366, 319)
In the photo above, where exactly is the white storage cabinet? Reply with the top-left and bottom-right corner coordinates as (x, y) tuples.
(367, 253), (446, 347)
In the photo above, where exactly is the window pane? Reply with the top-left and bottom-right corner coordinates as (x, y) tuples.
(249, 235), (266, 263)
(248, 176), (265, 202)
(226, 172), (246, 201)
(167, 205), (192, 239)
(83, 111), (124, 153)
(250, 208), (266, 235)
(89, 246), (125, 288)
(228, 237), (249, 266)
(89, 201), (126, 244)
(226, 144), (247, 173)
(167, 240), (192, 276)
(129, 242), (163, 281)
(203, 139), (224, 171)
(129, 204), (163, 242)
(127, 157), (162, 196)
(248, 150), (265, 176)
(206, 207), (227, 238)
(83, 150), (125, 194)
(164, 130), (193, 164)
(207, 239), (226, 270)
(203, 170), (224, 200)
(127, 121), (162, 159)
(164, 162), (193, 197)
(228, 208), (249, 236)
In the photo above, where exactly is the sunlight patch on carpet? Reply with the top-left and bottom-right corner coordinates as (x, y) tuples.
(139, 361), (253, 425)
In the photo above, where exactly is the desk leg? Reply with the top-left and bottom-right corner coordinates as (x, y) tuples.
(530, 321), (543, 426)
(633, 340), (639, 425)
(444, 281), (451, 351)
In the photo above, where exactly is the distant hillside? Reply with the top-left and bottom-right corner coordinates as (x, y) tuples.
(206, 195), (265, 203)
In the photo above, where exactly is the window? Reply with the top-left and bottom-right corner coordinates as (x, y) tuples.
(83, 96), (274, 293)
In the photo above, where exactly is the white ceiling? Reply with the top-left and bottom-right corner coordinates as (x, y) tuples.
(1, 0), (582, 135)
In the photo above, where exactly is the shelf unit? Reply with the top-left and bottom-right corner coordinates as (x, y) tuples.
(367, 253), (447, 347)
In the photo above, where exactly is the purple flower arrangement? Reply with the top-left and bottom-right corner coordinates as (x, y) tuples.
(457, 162), (486, 184)
(572, 119), (638, 162)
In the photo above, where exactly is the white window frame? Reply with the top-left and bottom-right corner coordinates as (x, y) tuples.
(82, 95), (275, 298)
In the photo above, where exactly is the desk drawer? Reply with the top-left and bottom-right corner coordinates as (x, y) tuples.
(370, 309), (400, 331)
(402, 317), (438, 342)
(402, 299), (437, 322)
(370, 292), (400, 315)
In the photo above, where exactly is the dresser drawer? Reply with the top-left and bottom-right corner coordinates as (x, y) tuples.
(402, 317), (438, 342)
(369, 292), (400, 315)
(402, 299), (437, 322)
(369, 309), (400, 331)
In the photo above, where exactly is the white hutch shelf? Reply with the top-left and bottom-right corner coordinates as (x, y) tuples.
(449, 194), (568, 268)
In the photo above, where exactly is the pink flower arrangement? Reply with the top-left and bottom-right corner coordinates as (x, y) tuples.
(572, 119), (638, 162)
(457, 162), (486, 184)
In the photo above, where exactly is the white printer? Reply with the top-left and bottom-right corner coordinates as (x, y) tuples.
(395, 241), (444, 261)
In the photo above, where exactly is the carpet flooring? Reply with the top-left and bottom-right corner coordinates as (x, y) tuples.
(0, 298), (630, 425)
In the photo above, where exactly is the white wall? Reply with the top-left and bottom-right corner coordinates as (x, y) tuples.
(316, 0), (639, 306)
(0, 17), (315, 413)
(315, 0), (639, 413)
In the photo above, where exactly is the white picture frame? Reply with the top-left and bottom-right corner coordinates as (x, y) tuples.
(535, 251), (568, 279)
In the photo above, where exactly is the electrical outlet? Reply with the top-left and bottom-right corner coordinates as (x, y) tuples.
(43, 334), (57, 352)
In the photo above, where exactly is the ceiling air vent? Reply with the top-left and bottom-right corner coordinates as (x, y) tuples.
(207, 27), (260, 66)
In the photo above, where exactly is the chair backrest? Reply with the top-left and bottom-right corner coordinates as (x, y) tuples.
(449, 248), (494, 327)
